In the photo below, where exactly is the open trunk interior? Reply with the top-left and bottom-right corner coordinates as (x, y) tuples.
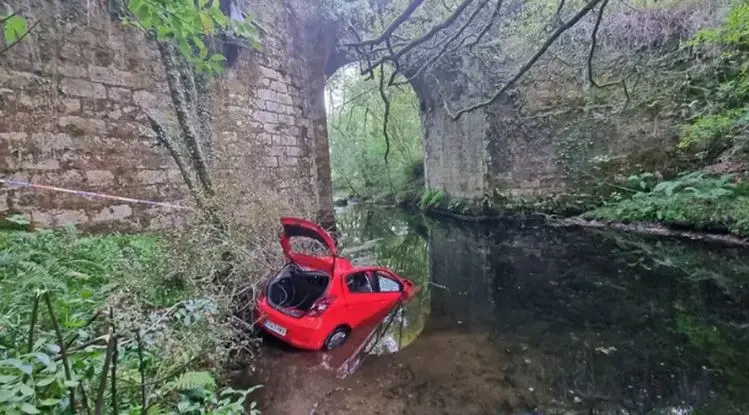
(267, 263), (329, 316)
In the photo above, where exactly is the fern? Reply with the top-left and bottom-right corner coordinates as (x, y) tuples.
(167, 371), (216, 391)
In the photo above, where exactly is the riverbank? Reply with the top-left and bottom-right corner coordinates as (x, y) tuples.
(336, 170), (749, 244)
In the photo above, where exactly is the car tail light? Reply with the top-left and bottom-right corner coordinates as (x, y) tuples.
(306, 295), (337, 317)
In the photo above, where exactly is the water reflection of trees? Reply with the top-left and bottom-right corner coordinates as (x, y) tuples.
(335, 206), (431, 351)
(335, 208), (749, 413)
(428, 217), (749, 414)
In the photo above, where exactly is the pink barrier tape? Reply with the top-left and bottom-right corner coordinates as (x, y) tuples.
(1, 178), (193, 211)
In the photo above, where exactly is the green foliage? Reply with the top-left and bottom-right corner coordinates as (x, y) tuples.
(679, 0), (749, 155)
(327, 65), (423, 201)
(168, 371), (216, 391)
(173, 385), (261, 415)
(679, 109), (748, 151)
(585, 171), (749, 236)
(417, 189), (445, 210)
(125, 0), (261, 75)
(0, 229), (262, 414)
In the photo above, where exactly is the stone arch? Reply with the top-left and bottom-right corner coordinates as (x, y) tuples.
(323, 60), (426, 199)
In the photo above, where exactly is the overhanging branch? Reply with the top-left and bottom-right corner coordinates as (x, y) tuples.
(588, 0), (634, 112)
(346, 0), (426, 48)
(444, 0), (605, 120)
(356, 0), (476, 76)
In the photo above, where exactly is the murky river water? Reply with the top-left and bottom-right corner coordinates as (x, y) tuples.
(239, 206), (749, 415)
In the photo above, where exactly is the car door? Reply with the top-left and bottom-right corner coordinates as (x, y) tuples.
(370, 269), (405, 314)
(343, 270), (381, 327)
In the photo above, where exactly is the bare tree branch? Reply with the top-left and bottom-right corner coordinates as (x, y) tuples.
(357, 0), (476, 76)
(396, 0), (491, 85)
(466, 0), (503, 50)
(445, 0), (605, 120)
(587, 0), (634, 112)
(347, 0), (426, 47)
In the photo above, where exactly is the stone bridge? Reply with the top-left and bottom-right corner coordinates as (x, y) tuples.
(1, 0), (575, 230)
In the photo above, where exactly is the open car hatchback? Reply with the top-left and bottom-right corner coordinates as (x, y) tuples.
(255, 217), (417, 350)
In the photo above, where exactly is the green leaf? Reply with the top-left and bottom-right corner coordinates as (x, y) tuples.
(0, 359), (33, 375)
(20, 403), (41, 414)
(127, 0), (144, 14)
(194, 37), (207, 59)
(64, 380), (78, 388)
(30, 352), (50, 367)
(3, 14), (27, 45)
(199, 12), (214, 34)
(35, 376), (57, 387)
(0, 389), (14, 403)
(18, 382), (34, 397)
(38, 398), (59, 407)
(0, 375), (17, 384)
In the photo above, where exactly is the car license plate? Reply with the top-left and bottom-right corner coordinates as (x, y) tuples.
(264, 320), (287, 336)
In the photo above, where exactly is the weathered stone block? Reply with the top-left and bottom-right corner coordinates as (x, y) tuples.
(61, 98), (81, 114)
(108, 87), (133, 103)
(42, 209), (89, 228)
(254, 111), (278, 124)
(0, 132), (28, 142)
(258, 66), (281, 80)
(261, 156), (278, 167)
(269, 81), (288, 93)
(133, 90), (161, 109)
(58, 116), (107, 135)
(92, 204), (133, 222)
(255, 88), (277, 102)
(31, 133), (74, 151)
(86, 170), (115, 187)
(281, 156), (299, 166)
(60, 78), (107, 99)
(265, 101), (281, 112)
(56, 64), (88, 79)
(89, 66), (136, 87)
(21, 158), (60, 170)
(137, 169), (167, 185)
(286, 146), (303, 157)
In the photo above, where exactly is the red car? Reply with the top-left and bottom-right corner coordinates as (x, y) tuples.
(255, 217), (417, 350)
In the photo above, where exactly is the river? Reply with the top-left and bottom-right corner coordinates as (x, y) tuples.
(238, 205), (749, 414)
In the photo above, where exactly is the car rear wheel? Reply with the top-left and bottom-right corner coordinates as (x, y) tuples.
(323, 326), (350, 350)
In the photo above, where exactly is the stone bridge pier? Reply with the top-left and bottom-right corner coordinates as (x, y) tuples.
(1, 0), (336, 230)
